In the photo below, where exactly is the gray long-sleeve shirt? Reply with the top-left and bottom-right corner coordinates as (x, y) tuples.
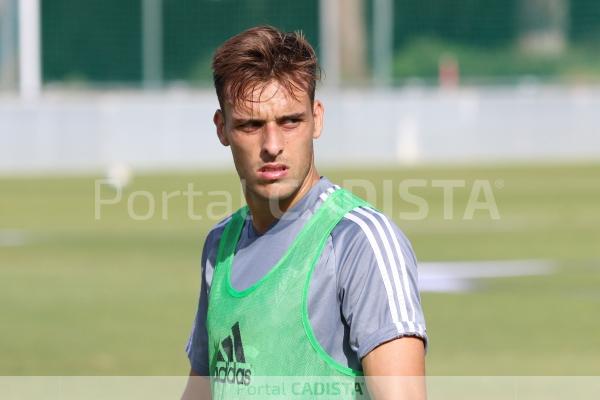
(186, 177), (427, 374)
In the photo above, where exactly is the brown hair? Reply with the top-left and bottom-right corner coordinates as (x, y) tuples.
(212, 25), (321, 111)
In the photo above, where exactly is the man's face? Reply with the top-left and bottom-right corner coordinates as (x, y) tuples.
(214, 80), (323, 206)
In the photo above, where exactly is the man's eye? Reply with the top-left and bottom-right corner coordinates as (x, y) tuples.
(237, 122), (261, 132)
(281, 118), (301, 128)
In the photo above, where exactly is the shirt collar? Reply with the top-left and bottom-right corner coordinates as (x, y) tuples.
(246, 176), (334, 238)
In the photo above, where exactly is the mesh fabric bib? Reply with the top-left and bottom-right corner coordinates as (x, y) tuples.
(207, 188), (371, 399)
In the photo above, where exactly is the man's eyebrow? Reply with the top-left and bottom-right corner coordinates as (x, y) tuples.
(276, 112), (306, 121)
(232, 112), (307, 125)
(232, 117), (264, 125)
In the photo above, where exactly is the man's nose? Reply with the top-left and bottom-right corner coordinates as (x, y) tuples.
(260, 122), (284, 159)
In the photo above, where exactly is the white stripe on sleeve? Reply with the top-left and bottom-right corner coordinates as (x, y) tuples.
(354, 207), (415, 332)
(369, 208), (419, 329)
(345, 212), (404, 334)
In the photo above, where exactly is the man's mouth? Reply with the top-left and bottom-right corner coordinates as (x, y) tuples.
(257, 164), (289, 180)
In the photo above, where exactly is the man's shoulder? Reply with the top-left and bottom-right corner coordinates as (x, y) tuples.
(333, 205), (410, 244)
(203, 213), (234, 250)
(321, 184), (414, 257)
(330, 203), (416, 269)
(200, 213), (238, 280)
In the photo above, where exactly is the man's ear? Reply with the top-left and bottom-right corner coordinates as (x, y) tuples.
(214, 109), (229, 146)
(312, 100), (324, 140)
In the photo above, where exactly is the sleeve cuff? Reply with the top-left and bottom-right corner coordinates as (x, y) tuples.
(357, 323), (428, 359)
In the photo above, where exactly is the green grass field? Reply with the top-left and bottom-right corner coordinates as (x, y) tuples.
(1, 163), (599, 376)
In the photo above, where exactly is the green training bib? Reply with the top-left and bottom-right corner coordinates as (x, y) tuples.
(207, 188), (372, 399)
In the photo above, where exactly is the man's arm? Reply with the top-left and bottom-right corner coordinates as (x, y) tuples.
(362, 337), (426, 400)
(333, 208), (428, 398)
(181, 368), (211, 400)
(182, 224), (227, 400)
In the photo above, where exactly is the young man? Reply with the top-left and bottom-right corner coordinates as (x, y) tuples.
(182, 26), (427, 399)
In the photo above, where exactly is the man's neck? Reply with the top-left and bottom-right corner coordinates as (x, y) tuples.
(246, 170), (321, 234)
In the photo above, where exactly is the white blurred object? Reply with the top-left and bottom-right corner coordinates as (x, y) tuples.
(106, 163), (133, 190)
(419, 260), (557, 293)
(18, 0), (41, 99)
(396, 116), (420, 165)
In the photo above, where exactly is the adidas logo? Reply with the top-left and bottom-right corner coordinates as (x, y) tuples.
(214, 322), (253, 386)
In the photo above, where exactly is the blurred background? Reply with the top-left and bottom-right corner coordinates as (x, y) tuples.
(1, 0), (599, 377)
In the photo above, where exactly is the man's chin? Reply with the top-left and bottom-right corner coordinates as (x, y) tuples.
(255, 184), (296, 201)
(251, 180), (299, 202)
